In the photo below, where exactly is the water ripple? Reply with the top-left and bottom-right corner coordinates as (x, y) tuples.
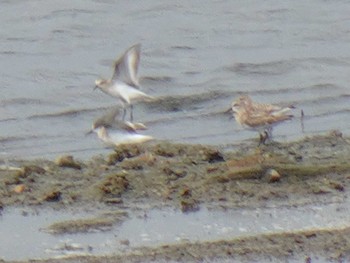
(229, 60), (297, 76)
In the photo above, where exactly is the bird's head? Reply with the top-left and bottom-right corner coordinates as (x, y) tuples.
(231, 101), (241, 114)
(94, 79), (107, 90)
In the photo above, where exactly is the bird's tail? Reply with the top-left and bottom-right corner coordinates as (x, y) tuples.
(271, 107), (293, 117)
(143, 94), (156, 102)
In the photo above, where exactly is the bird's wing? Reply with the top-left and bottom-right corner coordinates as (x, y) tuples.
(245, 111), (293, 127)
(118, 121), (138, 133)
(112, 44), (141, 88)
(92, 108), (121, 129)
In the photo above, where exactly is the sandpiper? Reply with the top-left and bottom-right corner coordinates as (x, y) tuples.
(94, 44), (154, 122)
(95, 126), (153, 147)
(231, 95), (294, 145)
(86, 107), (147, 135)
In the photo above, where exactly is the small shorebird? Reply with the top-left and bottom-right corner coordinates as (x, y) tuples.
(231, 95), (294, 145)
(87, 107), (152, 146)
(94, 44), (154, 122)
(86, 107), (147, 135)
(95, 126), (153, 147)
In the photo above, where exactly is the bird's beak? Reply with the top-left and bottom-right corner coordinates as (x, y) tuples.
(224, 107), (232, 114)
(231, 105), (239, 113)
(229, 107), (238, 120)
(85, 129), (94, 136)
(93, 85), (98, 91)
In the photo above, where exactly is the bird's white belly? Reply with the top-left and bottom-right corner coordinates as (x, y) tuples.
(107, 82), (146, 104)
(108, 132), (152, 145)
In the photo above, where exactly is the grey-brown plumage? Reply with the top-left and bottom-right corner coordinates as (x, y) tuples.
(86, 107), (147, 135)
(112, 43), (141, 87)
(86, 107), (152, 146)
(231, 95), (294, 145)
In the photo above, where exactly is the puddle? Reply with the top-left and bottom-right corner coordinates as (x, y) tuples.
(1, 201), (350, 261)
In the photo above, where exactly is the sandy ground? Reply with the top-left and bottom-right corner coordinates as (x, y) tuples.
(1, 131), (350, 262)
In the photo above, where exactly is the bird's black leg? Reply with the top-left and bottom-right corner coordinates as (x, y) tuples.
(122, 107), (127, 121)
(266, 127), (273, 140)
(258, 131), (269, 146)
(258, 133), (264, 146)
(130, 104), (134, 122)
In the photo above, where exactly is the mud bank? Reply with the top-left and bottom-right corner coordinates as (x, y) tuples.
(1, 132), (350, 262)
(0, 132), (349, 211)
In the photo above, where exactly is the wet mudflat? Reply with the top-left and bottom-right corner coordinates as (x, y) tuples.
(1, 132), (350, 262)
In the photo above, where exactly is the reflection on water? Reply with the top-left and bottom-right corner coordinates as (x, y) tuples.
(0, 0), (349, 159)
(0, 201), (350, 261)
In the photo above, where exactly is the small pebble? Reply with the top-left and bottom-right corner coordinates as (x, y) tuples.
(13, 184), (26, 193)
(266, 169), (281, 183)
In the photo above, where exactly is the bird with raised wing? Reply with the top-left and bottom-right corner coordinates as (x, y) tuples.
(94, 44), (154, 122)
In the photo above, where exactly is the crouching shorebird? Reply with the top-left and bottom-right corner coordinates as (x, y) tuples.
(231, 95), (294, 145)
(86, 107), (147, 135)
(94, 44), (154, 122)
(96, 126), (153, 147)
(87, 108), (152, 146)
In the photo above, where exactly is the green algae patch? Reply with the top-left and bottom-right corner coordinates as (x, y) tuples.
(221, 163), (350, 182)
(227, 165), (264, 179)
(44, 217), (115, 234)
(44, 209), (129, 234)
(272, 163), (350, 177)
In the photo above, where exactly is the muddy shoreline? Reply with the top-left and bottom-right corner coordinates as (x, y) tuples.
(1, 132), (350, 262)
(20, 226), (350, 263)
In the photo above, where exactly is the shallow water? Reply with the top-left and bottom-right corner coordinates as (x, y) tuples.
(0, 200), (349, 261)
(0, 0), (349, 159)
